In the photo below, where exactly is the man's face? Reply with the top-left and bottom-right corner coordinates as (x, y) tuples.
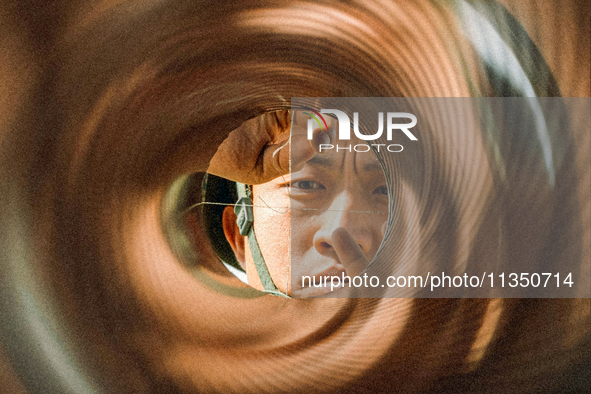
(238, 137), (389, 297)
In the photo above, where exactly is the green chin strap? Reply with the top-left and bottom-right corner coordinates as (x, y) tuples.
(234, 183), (290, 298)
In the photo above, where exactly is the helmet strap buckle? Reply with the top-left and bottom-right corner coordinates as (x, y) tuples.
(234, 196), (254, 236)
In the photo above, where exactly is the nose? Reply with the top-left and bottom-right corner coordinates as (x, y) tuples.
(313, 192), (374, 259)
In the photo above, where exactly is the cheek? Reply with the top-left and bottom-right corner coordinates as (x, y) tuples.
(252, 202), (291, 286)
(370, 219), (388, 255)
(289, 215), (319, 256)
(252, 185), (291, 246)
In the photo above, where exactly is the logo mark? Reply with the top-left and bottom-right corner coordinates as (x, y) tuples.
(306, 109), (417, 141)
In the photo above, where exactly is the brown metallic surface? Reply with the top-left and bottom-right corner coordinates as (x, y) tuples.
(0, 0), (589, 393)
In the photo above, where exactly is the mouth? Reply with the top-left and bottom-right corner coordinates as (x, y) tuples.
(315, 265), (349, 285)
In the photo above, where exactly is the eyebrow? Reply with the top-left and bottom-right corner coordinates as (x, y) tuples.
(307, 155), (337, 169)
(305, 155), (384, 173)
(361, 160), (383, 173)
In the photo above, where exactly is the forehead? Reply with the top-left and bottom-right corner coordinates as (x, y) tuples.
(305, 150), (383, 173)
(291, 110), (383, 171)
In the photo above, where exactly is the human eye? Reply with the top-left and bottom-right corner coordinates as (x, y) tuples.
(291, 180), (325, 191)
(372, 185), (388, 196)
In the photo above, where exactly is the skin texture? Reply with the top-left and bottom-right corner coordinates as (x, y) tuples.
(0, 0), (589, 393)
(207, 111), (296, 185)
(221, 130), (389, 297)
